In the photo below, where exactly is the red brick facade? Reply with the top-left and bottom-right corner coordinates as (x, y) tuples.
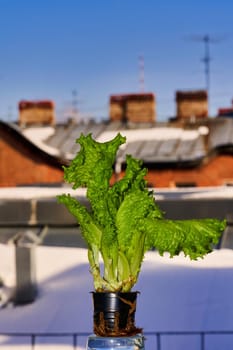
(176, 90), (208, 120)
(109, 93), (156, 123)
(113, 154), (233, 188)
(0, 122), (232, 188)
(0, 124), (63, 187)
(18, 100), (55, 126)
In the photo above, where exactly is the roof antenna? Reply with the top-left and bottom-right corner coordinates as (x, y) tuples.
(138, 55), (145, 92)
(189, 34), (224, 95)
(202, 35), (211, 94)
(72, 89), (79, 121)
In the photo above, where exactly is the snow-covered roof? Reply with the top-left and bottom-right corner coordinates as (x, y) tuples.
(19, 122), (205, 165)
(2, 118), (233, 168)
(22, 126), (60, 156)
(0, 186), (86, 200)
(0, 186), (232, 200)
(96, 127), (199, 143)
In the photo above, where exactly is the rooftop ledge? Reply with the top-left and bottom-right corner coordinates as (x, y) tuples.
(0, 185), (232, 200)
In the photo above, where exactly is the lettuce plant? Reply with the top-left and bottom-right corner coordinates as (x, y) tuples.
(58, 133), (225, 292)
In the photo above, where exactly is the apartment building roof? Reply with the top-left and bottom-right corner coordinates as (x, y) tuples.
(18, 117), (233, 168)
(0, 116), (233, 188)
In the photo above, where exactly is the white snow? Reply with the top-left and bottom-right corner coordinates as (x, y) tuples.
(0, 245), (233, 349)
(96, 128), (200, 144)
(155, 186), (233, 200)
(22, 127), (55, 142)
(0, 187), (87, 200)
(22, 127), (60, 156)
(0, 186), (232, 200)
(21, 126), (203, 161)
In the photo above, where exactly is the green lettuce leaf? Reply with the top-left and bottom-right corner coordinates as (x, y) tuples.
(58, 132), (226, 292)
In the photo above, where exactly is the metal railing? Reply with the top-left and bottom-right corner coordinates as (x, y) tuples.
(0, 331), (233, 350)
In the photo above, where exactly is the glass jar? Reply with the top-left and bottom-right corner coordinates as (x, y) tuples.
(87, 333), (145, 350)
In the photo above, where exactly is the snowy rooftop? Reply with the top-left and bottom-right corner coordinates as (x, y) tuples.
(0, 186), (87, 200)
(18, 118), (233, 164)
(0, 186), (232, 200)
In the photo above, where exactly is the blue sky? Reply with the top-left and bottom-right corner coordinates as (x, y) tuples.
(1, 0), (233, 122)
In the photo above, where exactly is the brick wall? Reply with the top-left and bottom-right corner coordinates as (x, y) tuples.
(0, 127), (63, 187)
(1, 122), (232, 188)
(127, 100), (155, 123)
(19, 100), (55, 126)
(109, 93), (156, 123)
(176, 90), (208, 119)
(113, 154), (233, 188)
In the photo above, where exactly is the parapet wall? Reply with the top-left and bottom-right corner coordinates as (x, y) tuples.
(0, 196), (232, 247)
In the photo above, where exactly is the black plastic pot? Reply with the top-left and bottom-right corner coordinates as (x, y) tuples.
(92, 291), (142, 337)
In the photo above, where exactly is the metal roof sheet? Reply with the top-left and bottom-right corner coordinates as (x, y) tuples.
(16, 117), (233, 166)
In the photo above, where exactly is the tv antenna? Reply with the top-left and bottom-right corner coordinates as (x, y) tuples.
(189, 34), (224, 94)
(138, 55), (145, 92)
(72, 89), (79, 120)
(202, 35), (211, 93)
